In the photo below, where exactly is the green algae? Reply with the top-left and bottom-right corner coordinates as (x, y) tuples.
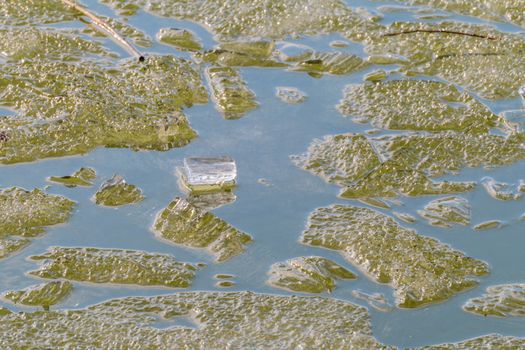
(186, 191), (237, 211)
(301, 205), (489, 308)
(463, 284), (525, 317)
(0, 238), (30, 260)
(94, 175), (144, 207)
(363, 69), (387, 82)
(29, 247), (197, 288)
(464, 284), (525, 317)
(0, 27), (112, 61)
(351, 290), (392, 312)
(473, 220), (503, 231)
(0, 188), (75, 238)
(0, 307), (11, 316)
(482, 177), (524, 201)
(49, 167), (96, 188)
(216, 281), (235, 288)
(82, 15), (153, 48)
(365, 21), (525, 100)
(337, 80), (500, 133)
(0, 0), (75, 27)
(393, 212), (417, 224)
(206, 66), (258, 119)
(197, 48), (286, 68)
(390, 0), (525, 29)
(293, 133), (476, 199)
(0, 291), (392, 349)
(0, 26), (207, 164)
(275, 42), (314, 63)
(157, 28), (202, 52)
(152, 198), (252, 262)
(413, 334), (525, 349)
(196, 40), (285, 68)
(3, 281), (73, 309)
(291, 52), (368, 76)
(417, 196), (471, 228)
(100, 0), (380, 42)
(268, 256), (356, 293)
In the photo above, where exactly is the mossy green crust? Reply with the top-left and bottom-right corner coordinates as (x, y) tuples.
(196, 40), (285, 68)
(0, 25), (206, 164)
(365, 21), (525, 99)
(464, 284), (525, 318)
(0, 238), (30, 260)
(0, 291), (393, 349)
(389, 0), (525, 29)
(482, 177), (523, 201)
(49, 167), (96, 188)
(152, 198), (252, 262)
(0, 188), (75, 238)
(294, 133), (469, 198)
(0, 0), (75, 26)
(0, 27), (111, 61)
(301, 205), (489, 308)
(291, 52), (368, 76)
(418, 196), (471, 228)
(268, 256), (356, 293)
(412, 334), (525, 349)
(94, 176), (144, 207)
(29, 247), (197, 288)
(157, 28), (202, 51)
(337, 80), (500, 133)
(295, 131), (525, 198)
(206, 66), (258, 119)
(82, 16), (153, 48)
(3, 281), (73, 308)
(101, 0), (380, 42)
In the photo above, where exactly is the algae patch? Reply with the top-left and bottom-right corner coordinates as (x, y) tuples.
(268, 256), (356, 293)
(101, 0), (380, 41)
(365, 21), (525, 100)
(3, 281), (73, 309)
(413, 334), (525, 349)
(464, 284), (525, 317)
(301, 205), (489, 308)
(157, 28), (202, 52)
(0, 238), (29, 261)
(152, 198), (252, 262)
(206, 66), (258, 119)
(29, 247), (197, 288)
(0, 291), (392, 349)
(0, 188), (75, 238)
(49, 167), (96, 188)
(94, 175), (144, 207)
(337, 80), (499, 133)
(418, 196), (471, 228)
(0, 28), (207, 164)
(293, 133), (476, 198)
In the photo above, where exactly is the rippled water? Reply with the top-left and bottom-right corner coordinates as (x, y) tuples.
(1, 0), (525, 348)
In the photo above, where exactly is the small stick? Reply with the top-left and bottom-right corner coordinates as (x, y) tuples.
(381, 29), (497, 40)
(61, 0), (145, 62)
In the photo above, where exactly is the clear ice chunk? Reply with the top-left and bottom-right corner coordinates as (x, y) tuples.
(181, 157), (237, 192)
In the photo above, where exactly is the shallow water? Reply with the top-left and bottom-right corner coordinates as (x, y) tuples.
(1, 0), (525, 348)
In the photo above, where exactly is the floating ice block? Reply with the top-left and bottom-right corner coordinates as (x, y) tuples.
(181, 157), (237, 192)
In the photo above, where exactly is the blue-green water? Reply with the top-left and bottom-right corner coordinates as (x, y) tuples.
(1, 0), (525, 347)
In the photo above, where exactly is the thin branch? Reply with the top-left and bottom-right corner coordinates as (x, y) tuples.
(381, 29), (498, 40)
(61, 0), (145, 62)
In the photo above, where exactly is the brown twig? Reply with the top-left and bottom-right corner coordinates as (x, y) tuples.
(382, 29), (497, 40)
(60, 0), (145, 62)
